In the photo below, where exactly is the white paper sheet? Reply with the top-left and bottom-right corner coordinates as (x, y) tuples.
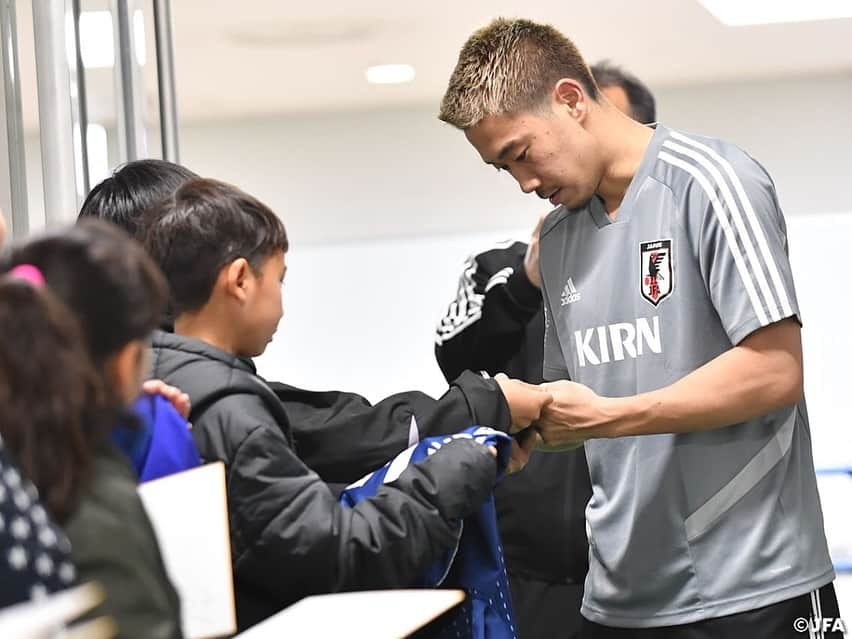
(138, 462), (235, 639)
(234, 589), (465, 639)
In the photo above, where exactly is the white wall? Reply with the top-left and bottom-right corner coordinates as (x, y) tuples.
(179, 106), (544, 246)
(21, 71), (852, 240)
(174, 72), (852, 246)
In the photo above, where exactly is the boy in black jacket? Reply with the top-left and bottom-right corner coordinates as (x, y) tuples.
(79, 159), (544, 487)
(142, 178), (550, 630)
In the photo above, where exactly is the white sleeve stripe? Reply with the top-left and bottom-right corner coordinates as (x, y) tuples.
(484, 276), (510, 293)
(436, 266), (512, 344)
(435, 309), (483, 345)
(435, 243), (522, 343)
(662, 139), (781, 322)
(484, 266), (514, 293)
(670, 131), (794, 317)
(659, 151), (770, 326)
(435, 256), (484, 343)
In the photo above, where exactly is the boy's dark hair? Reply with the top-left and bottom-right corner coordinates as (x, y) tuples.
(78, 159), (199, 239)
(143, 178), (289, 315)
(0, 220), (168, 522)
(590, 60), (657, 124)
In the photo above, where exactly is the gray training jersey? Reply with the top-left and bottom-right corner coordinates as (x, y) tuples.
(539, 124), (834, 628)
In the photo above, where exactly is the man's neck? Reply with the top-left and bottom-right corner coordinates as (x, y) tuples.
(593, 114), (655, 219)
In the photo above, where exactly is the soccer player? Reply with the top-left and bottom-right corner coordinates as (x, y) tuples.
(434, 61), (656, 639)
(439, 17), (840, 638)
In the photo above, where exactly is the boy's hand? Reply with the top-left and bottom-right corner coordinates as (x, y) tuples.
(142, 379), (191, 420)
(494, 373), (553, 433)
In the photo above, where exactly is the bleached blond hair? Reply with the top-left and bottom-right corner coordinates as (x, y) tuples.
(439, 18), (599, 130)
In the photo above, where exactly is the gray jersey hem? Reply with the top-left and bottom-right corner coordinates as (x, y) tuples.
(580, 567), (835, 628)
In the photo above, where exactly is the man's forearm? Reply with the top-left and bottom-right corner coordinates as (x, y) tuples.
(539, 319), (805, 444)
(601, 319), (803, 437)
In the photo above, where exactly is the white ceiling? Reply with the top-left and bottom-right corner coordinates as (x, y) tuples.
(12, 0), (852, 130)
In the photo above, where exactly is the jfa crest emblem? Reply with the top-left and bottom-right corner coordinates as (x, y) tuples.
(640, 239), (673, 306)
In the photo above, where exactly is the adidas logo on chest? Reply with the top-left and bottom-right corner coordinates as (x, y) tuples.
(561, 278), (581, 305)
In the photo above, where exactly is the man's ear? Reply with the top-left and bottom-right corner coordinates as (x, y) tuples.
(222, 258), (252, 303)
(553, 78), (588, 122)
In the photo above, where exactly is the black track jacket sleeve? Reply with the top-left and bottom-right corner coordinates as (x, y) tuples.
(434, 242), (542, 382)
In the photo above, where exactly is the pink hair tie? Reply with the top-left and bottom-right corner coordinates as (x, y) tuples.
(8, 264), (46, 288)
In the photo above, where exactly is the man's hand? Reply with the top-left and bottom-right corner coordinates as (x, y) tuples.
(506, 428), (540, 474)
(494, 373), (553, 433)
(536, 380), (615, 448)
(142, 379), (191, 420)
(523, 214), (547, 289)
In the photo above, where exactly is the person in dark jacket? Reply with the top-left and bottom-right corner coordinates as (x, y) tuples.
(143, 178), (550, 630)
(434, 63), (656, 638)
(0, 221), (182, 639)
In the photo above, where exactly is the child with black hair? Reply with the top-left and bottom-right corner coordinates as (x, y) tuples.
(144, 178), (549, 629)
(79, 159), (200, 240)
(0, 220), (183, 638)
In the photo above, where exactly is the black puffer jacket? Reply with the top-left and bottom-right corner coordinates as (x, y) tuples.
(268, 378), (513, 485)
(150, 331), (510, 630)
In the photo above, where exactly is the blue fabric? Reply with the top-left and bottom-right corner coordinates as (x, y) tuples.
(111, 409), (153, 477)
(340, 426), (518, 639)
(113, 394), (201, 482)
